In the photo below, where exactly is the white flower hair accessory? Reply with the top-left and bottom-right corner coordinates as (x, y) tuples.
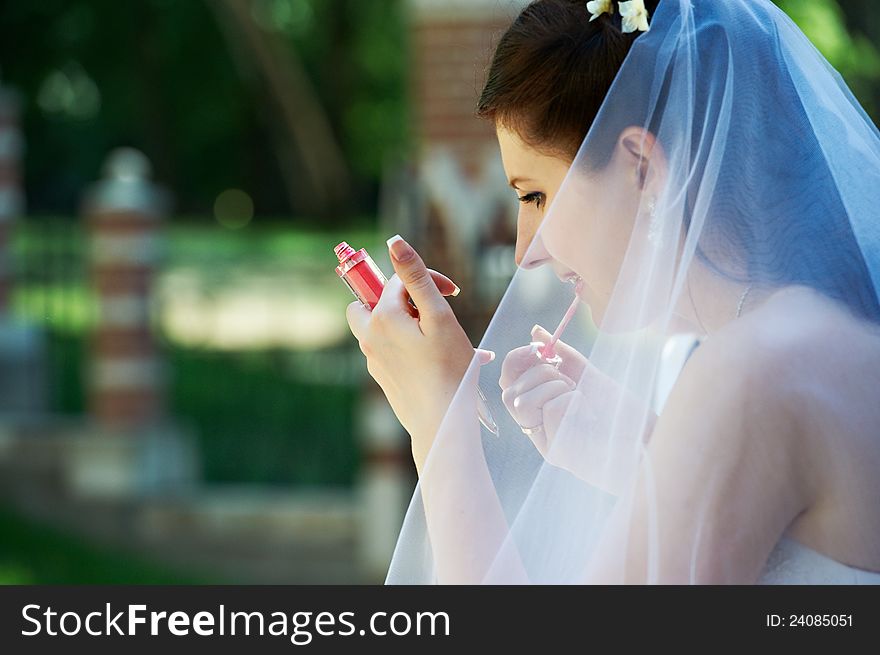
(586, 0), (614, 22)
(618, 0), (651, 33)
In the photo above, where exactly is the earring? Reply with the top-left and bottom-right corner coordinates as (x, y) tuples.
(646, 197), (664, 247)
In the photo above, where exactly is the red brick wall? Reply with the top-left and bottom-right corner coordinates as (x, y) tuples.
(409, 2), (524, 178)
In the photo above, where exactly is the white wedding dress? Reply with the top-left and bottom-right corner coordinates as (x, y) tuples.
(758, 536), (880, 584)
(656, 334), (880, 584)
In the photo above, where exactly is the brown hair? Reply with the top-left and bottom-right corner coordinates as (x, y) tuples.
(477, 0), (661, 163)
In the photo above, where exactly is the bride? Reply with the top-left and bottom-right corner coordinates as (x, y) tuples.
(346, 0), (880, 583)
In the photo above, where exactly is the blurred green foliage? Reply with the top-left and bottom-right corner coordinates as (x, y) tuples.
(0, 506), (203, 583)
(0, 0), (408, 220)
(43, 332), (361, 486)
(0, 0), (877, 221)
(172, 347), (361, 485)
(777, 0), (880, 118)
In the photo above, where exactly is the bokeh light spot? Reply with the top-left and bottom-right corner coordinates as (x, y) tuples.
(213, 189), (254, 230)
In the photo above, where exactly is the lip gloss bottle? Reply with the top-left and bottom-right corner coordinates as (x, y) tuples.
(335, 241), (387, 310)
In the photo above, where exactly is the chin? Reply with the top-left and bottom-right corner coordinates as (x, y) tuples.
(578, 280), (663, 334)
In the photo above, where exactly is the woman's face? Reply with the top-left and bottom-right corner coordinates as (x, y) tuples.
(496, 123), (664, 324)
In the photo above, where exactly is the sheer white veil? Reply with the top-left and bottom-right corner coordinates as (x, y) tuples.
(386, 0), (880, 584)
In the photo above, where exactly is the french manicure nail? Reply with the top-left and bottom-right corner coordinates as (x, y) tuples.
(451, 285), (461, 297)
(386, 234), (414, 262)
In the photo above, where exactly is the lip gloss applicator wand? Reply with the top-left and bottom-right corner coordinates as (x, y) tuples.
(532, 278), (584, 368)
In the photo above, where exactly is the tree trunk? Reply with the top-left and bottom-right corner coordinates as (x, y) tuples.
(209, 0), (351, 217)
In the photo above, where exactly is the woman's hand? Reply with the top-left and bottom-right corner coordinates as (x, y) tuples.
(500, 325), (656, 486)
(499, 325), (583, 459)
(346, 235), (484, 472)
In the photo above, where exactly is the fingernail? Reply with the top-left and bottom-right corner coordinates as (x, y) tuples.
(386, 234), (414, 262)
(476, 348), (495, 363)
(451, 285), (461, 297)
(531, 324), (542, 336)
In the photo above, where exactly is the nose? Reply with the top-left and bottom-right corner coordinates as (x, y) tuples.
(515, 230), (550, 269)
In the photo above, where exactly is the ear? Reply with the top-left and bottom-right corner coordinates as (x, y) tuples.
(618, 127), (665, 192)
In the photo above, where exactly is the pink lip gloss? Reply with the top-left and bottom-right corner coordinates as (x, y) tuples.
(335, 241), (387, 310)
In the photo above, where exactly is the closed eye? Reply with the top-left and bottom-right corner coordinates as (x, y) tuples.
(518, 192), (546, 210)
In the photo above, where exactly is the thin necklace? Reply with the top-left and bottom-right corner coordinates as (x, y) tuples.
(687, 274), (708, 333)
(736, 284), (753, 318)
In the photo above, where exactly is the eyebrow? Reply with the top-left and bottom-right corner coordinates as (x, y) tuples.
(508, 177), (535, 189)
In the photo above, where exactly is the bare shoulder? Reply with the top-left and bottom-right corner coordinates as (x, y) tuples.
(689, 285), (880, 401)
(738, 289), (880, 566)
(658, 286), (838, 448)
(681, 283), (880, 505)
(649, 286), (880, 577)
(673, 283), (880, 465)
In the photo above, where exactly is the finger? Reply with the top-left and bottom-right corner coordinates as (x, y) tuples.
(504, 362), (576, 399)
(375, 271), (456, 320)
(371, 269), (457, 318)
(386, 234), (450, 321)
(498, 339), (579, 390)
(514, 381), (574, 413)
(372, 273), (424, 330)
(429, 269), (461, 298)
(507, 380), (575, 430)
(530, 324), (587, 381)
(502, 365), (575, 410)
(499, 344), (546, 389)
(475, 348), (496, 366)
(530, 324), (580, 361)
(346, 300), (371, 341)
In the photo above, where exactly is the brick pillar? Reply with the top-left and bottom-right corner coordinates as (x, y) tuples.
(82, 148), (169, 432)
(0, 81), (24, 318)
(407, 0), (525, 330)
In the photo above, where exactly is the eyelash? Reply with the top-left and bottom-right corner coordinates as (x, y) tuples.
(518, 192), (545, 209)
